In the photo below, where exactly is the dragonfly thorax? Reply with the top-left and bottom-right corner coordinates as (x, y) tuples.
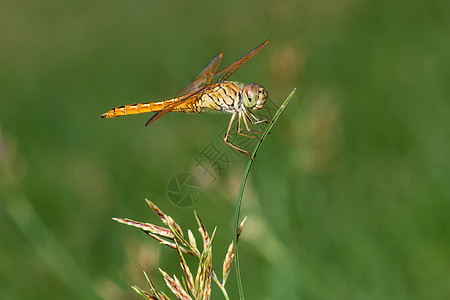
(242, 83), (268, 111)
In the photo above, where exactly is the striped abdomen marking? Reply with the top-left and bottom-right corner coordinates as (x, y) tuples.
(100, 98), (181, 119)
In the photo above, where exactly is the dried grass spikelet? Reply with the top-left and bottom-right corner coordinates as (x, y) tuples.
(115, 199), (246, 300)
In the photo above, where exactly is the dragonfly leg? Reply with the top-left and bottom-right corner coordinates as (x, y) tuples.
(224, 112), (252, 159)
(245, 110), (271, 125)
(238, 111), (262, 140)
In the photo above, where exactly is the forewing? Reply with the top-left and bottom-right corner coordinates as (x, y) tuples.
(175, 53), (223, 97)
(211, 39), (270, 83)
(145, 86), (206, 126)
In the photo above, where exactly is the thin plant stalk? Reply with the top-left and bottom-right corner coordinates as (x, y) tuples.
(233, 88), (296, 300)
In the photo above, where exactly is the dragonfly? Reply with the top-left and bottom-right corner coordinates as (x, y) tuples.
(100, 40), (270, 158)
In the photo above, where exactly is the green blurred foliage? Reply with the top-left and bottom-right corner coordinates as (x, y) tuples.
(0, 0), (449, 299)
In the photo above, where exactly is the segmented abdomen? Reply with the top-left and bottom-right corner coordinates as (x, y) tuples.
(100, 98), (183, 119)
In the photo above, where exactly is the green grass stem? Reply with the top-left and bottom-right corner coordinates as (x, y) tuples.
(233, 88), (296, 299)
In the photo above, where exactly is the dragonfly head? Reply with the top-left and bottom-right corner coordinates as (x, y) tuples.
(243, 83), (268, 111)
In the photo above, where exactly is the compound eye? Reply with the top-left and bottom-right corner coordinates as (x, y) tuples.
(250, 90), (259, 104)
(243, 83), (266, 109)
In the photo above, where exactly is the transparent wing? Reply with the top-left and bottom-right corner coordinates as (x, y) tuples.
(145, 40), (270, 126)
(175, 53), (223, 98)
(211, 39), (269, 83)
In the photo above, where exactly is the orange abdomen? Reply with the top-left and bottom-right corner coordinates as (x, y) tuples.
(100, 98), (180, 119)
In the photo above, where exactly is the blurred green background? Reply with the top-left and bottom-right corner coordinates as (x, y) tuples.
(1, 0), (449, 299)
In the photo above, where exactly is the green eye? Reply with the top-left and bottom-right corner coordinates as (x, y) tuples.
(251, 92), (258, 104)
(242, 83), (266, 109)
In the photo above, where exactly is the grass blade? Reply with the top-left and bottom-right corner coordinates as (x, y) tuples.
(234, 88), (296, 299)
